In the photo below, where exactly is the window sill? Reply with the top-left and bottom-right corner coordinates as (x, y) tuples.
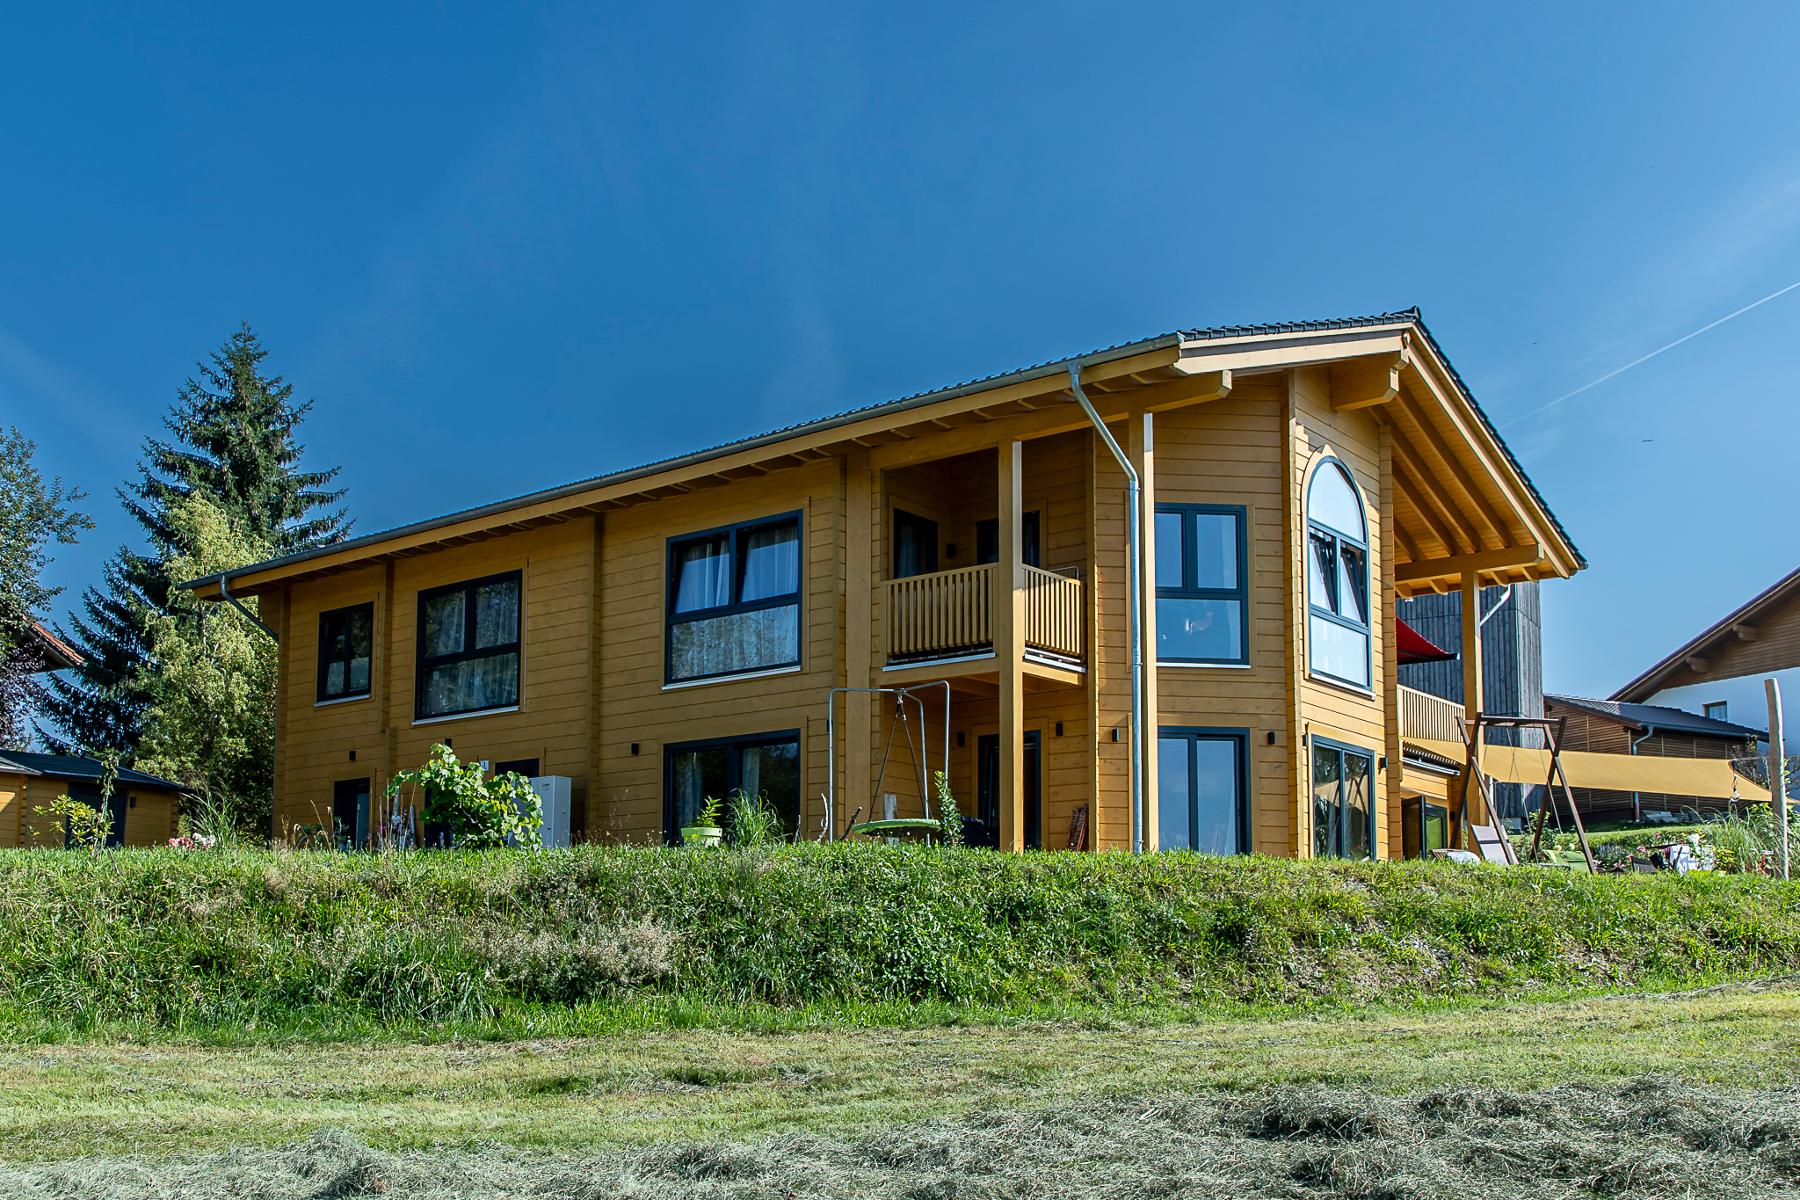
(412, 705), (521, 727)
(662, 664), (803, 692)
(1306, 671), (1375, 700)
(314, 693), (372, 709)
(1158, 661), (1253, 670)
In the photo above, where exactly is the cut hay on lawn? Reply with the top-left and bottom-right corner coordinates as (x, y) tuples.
(4, 1079), (1797, 1199)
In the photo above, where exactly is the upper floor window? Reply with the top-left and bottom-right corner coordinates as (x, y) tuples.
(975, 511), (1041, 567)
(1306, 459), (1370, 688)
(317, 603), (373, 703)
(416, 571), (521, 720)
(667, 513), (802, 683)
(1703, 701), (1729, 722)
(892, 509), (939, 578)
(1154, 504), (1247, 664)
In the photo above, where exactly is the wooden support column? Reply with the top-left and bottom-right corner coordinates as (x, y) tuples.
(1128, 413), (1159, 850)
(1458, 571), (1485, 835)
(844, 452), (875, 831)
(996, 439), (1026, 852)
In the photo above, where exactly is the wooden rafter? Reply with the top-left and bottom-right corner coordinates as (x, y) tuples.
(1390, 436), (1486, 554)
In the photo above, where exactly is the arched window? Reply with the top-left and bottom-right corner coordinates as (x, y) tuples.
(1305, 458), (1370, 687)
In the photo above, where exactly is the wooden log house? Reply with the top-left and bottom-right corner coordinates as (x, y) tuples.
(181, 310), (1583, 857)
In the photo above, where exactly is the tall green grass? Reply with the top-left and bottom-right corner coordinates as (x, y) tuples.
(1, 844), (1797, 1041)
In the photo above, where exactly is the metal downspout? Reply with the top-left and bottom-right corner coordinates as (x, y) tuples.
(219, 575), (277, 641)
(1628, 725), (1653, 823)
(1068, 364), (1145, 854)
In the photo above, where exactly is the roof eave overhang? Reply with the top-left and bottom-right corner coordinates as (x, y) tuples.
(183, 333), (1191, 596)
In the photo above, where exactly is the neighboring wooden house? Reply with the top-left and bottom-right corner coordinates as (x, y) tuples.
(1611, 565), (1800, 735)
(0, 752), (183, 848)
(1543, 694), (1765, 822)
(181, 309), (1583, 858)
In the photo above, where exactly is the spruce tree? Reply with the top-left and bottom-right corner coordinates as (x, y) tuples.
(34, 325), (348, 758)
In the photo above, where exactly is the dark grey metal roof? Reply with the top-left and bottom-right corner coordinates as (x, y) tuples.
(0, 751), (185, 790)
(1544, 693), (1767, 741)
(185, 308), (1580, 589)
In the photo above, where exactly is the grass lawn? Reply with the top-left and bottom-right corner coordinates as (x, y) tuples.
(3, 980), (1797, 1163)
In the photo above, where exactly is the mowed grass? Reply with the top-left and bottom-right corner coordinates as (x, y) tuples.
(3, 981), (1797, 1163)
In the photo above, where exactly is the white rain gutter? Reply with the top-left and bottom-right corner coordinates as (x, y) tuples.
(1068, 364), (1145, 853)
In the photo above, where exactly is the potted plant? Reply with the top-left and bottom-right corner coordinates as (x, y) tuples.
(682, 795), (725, 847)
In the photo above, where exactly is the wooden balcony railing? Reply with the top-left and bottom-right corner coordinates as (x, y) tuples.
(882, 563), (1084, 664)
(1022, 564), (1083, 659)
(1399, 685), (1465, 746)
(886, 563), (995, 660)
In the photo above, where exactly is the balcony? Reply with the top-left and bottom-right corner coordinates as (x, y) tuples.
(883, 563), (1083, 668)
(1399, 685), (1465, 746)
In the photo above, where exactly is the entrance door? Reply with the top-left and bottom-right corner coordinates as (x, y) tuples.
(66, 781), (126, 849)
(976, 730), (1042, 850)
(333, 778), (371, 850)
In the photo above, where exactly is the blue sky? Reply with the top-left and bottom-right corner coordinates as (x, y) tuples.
(4, 2), (1797, 698)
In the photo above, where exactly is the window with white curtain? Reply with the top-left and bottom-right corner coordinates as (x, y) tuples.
(1305, 459), (1371, 688)
(414, 571), (522, 719)
(667, 513), (802, 683)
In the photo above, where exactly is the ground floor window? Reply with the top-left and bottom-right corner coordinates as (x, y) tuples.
(664, 730), (801, 844)
(333, 778), (371, 850)
(1157, 728), (1249, 854)
(1401, 793), (1448, 859)
(1312, 738), (1375, 859)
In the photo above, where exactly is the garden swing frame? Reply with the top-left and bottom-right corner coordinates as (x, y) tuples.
(823, 681), (951, 842)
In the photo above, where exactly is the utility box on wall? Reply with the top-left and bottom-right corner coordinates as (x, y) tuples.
(530, 776), (573, 848)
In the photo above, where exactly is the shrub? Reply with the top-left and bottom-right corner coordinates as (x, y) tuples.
(387, 743), (542, 849)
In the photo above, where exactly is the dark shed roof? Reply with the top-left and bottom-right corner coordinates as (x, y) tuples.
(0, 752), (185, 791)
(1545, 694), (1767, 741)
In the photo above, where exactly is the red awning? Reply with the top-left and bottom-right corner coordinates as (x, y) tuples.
(1397, 617), (1455, 665)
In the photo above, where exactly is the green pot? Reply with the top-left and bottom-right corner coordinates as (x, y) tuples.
(681, 825), (724, 847)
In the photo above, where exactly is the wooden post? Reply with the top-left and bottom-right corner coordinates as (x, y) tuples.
(1769, 678), (1789, 880)
(1129, 413), (1160, 850)
(1457, 571), (1484, 839)
(996, 440), (1026, 852)
(845, 452), (875, 830)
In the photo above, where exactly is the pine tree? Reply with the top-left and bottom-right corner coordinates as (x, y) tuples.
(34, 325), (349, 757)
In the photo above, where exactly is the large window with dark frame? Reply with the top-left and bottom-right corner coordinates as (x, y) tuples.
(1312, 737), (1375, 860)
(1154, 504), (1248, 664)
(414, 571), (522, 720)
(667, 512), (802, 683)
(1305, 459), (1371, 688)
(664, 730), (801, 844)
(316, 602), (373, 703)
(1157, 727), (1249, 854)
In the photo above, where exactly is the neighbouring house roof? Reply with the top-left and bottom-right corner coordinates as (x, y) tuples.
(1544, 693), (1767, 742)
(15, 622), (83, 673)
(1609, 565), (1800, 703)
(182, 308), (1583, 596)
(0, 751), (185, 791)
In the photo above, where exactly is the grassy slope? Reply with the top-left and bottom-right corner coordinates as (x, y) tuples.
(3, 982), (1797, 1161)
(3, 845), (1799, 1041)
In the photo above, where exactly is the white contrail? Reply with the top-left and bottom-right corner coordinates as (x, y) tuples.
(1503, 277), (1800, 427)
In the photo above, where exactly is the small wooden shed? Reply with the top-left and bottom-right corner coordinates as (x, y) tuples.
(0, 752), (185, 848)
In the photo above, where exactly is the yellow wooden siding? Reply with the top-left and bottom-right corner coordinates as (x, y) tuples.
(1152, 383), (1292, 853)
(591, 462), (842, 844)
(0, 773), (179, 848)
(1289, 366), (1391, 858)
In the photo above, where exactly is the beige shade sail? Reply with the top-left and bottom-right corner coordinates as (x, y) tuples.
(1410, 739), (1771, 803)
